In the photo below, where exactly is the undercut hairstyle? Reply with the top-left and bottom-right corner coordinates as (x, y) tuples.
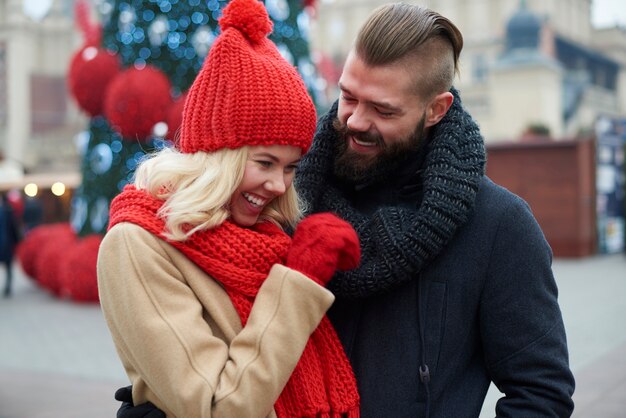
(355, 2), (463, 99)
(133, 146), (303, 241)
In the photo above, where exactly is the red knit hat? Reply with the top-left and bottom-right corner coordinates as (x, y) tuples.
(179, 0), (317, 154)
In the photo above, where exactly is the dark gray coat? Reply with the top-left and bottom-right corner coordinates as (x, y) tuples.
(297, 94), (575, 417)
(328, 176), (575, 417)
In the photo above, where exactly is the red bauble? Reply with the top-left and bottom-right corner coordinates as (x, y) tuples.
(16, 226), (48, 280)
(16, 223), (73, 282)
(104, 65), (173, 140)
(58, 234), (103, 303)
(68, 45), (121, 116)
(35, 224), (77, 297)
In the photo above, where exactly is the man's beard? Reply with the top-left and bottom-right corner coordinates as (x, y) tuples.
(332, 113), (426, 185)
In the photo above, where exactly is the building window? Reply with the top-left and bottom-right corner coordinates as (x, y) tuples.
(472, 54), (488, 83)
(30, 74), (67, 134)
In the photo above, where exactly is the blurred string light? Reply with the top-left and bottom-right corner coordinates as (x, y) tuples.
(102, 0), (222, 91)
(100, 0), (320, 95)
(24, 183), (38, 197)
(21, 182), (67, 198)
(267, 0), (289, 21)
(51, 182), (67, 196)
(22, 0), (53, 21)
(153, 121), (169, 138)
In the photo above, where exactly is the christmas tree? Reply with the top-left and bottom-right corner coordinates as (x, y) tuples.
(17, 0), (322, 302)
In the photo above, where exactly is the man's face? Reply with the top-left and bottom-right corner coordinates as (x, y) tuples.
(335, 51), (431, 181)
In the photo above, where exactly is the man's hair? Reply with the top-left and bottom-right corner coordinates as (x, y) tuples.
(133, 146), (303, 241)
(355, 2), (463, 98)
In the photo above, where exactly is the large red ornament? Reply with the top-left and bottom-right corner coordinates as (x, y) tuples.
(68, 46), (121, 117)
(58, 234), (103, 303)
(104, 65), (173, 140)
(16, 225), (50, 280)
(32, 224), (77, 296)
(16, 223), (74, 282)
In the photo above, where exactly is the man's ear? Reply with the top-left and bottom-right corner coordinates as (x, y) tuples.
(425, 91), (453, 128)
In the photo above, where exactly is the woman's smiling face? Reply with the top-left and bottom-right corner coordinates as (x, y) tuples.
(229, 145), (302, 227)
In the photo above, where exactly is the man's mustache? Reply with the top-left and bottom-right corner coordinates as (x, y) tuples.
(332, 118), (385, 148)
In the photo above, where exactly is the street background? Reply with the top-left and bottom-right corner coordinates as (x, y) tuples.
(1, 253), (625, 418)
(1, 0), (626, 416)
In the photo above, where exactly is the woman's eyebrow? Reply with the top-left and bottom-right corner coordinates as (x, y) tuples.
(251, 152), (301, 164)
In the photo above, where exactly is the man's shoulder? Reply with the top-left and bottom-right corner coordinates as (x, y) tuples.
(458, 176), (547, 254)
(468, 176), (539, 230)
(477, 176), (528, 210)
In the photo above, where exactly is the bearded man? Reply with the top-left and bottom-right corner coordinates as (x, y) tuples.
(296, 3), (575, 417)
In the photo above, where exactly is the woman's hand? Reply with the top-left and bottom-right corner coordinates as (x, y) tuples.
(286, 213), (360, 286)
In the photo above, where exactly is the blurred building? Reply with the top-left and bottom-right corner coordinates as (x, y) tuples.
(0, 0), (84, 184)
(1, 0), (623, 165)
(311, 0), (626, 142)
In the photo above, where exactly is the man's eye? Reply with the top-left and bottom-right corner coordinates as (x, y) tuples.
(341, 94), (356, 103)
(376, 108), (393, 117)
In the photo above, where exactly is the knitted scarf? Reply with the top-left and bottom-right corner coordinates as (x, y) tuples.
(108, 186), (359, 418)
(296, 88), (486, 299)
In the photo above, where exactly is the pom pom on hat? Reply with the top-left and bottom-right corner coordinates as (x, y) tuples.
(179, 0), (316, 154)
(219, 0), (272, 43)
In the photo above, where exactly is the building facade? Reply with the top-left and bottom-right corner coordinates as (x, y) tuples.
(0, 0), (83, 183)
(0, 0), (624, 180)
(311, 0), (626, 142)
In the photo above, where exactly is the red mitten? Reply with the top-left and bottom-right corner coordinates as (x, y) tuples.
(286, 213), (361, 286)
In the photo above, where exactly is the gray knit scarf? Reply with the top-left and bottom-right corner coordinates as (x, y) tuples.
(296, 88), (486, 299)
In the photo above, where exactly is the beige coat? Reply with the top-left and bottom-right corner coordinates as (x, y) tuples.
(97, 222), (335, 418)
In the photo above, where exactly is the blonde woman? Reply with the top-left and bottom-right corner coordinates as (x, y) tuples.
(97, 0), (360, 417)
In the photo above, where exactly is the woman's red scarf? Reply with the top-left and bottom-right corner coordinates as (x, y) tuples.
(108, 185), (359, 417)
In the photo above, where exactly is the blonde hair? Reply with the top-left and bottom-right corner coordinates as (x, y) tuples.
(133, 146), (303, 241)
